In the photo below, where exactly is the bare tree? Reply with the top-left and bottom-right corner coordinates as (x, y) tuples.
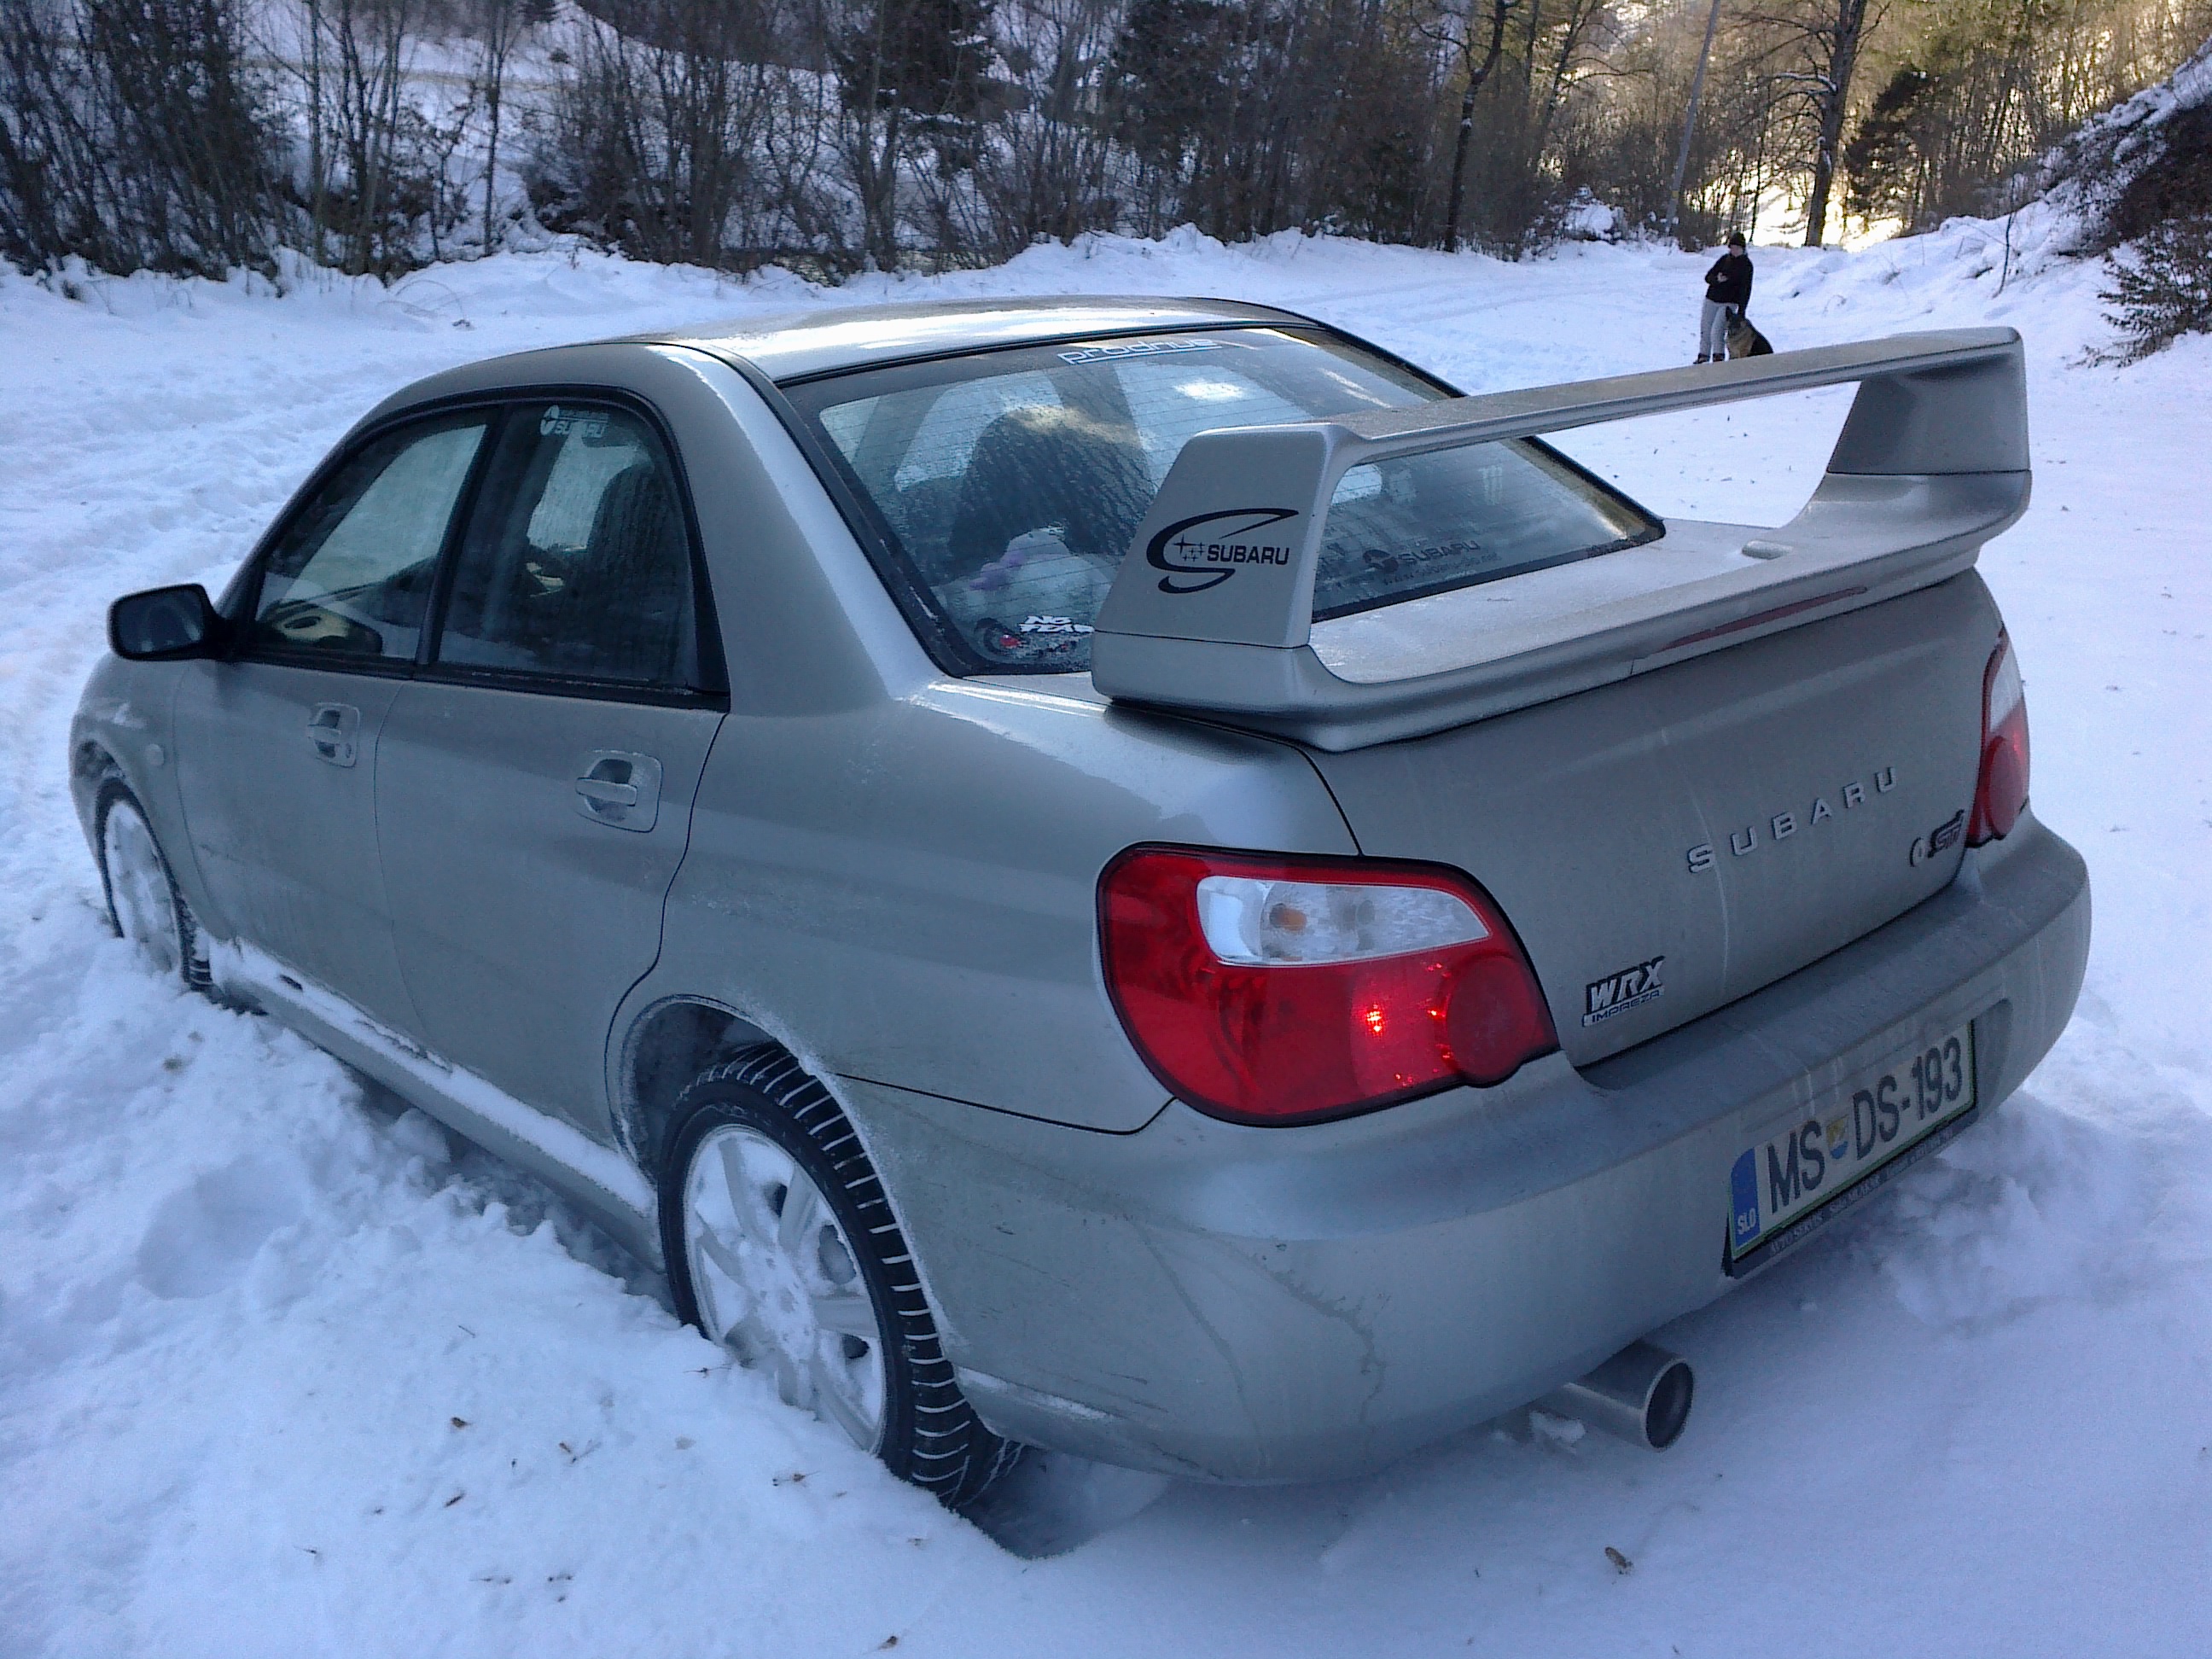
(1426, 0), (1517, 249)
(1738, 0), (1883, 242)
(294, 0), (442, 276)
(0, 0), (281, 277)
(474, 0), (527, 253)
(950, 0), (1120, 257)
(828, 0), (996, 269)
(543, 0), (780, 268)
(12, 0), (2212, 288)
(1801, 0), (1875, 240)
(1667, 0), (1725, 236)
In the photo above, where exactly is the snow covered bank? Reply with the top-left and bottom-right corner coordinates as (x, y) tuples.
(3, 227), (2209, 1657)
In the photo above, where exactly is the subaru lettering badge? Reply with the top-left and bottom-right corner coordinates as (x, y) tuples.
(1731, 1150), (1761, 1250)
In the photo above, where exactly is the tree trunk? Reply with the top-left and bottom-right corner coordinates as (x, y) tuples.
(1531, 0), (1598, 160)
(305, 0), (327, 268)
(1441, 0), (1512, 250)
(871, 103), (902, 269)
(1667, 0), (1723, 241)
(481, 79), (501, 255)
(1802, 0), (1869, 246)
(479, 0), (512, 257)
(1443, 76), (1477, 248)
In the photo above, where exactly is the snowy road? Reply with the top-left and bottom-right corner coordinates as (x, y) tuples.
(3, 227), (2209, 1657)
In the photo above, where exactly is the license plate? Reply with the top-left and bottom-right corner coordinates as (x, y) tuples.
(1726, 1021), (1977, 1273)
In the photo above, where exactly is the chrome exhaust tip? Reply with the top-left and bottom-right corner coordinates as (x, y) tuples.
(1537, 1341), (1694, 1450)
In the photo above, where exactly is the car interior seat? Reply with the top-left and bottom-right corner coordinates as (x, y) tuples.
(569, 460), (692, 684)
(945, 405), (1155, 583)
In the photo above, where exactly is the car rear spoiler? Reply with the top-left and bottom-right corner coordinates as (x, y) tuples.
(1089, 328), (2029, 751)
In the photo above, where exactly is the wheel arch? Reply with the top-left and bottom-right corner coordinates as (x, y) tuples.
(84, 757), (214, 992)
(654, 1041), (1022, 1504)
(610, 992), (974, 1383)
(73, 737), (127, 833)
(615, 994), (778, 1177)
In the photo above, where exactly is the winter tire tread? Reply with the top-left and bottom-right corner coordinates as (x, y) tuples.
(94, 777), (212, 994)
(659, 1045), (1019, 1508)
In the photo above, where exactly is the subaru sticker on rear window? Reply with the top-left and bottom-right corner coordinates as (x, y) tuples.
(1057, 338), (1225, 365)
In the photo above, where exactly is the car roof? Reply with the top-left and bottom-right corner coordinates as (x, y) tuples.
(637, 294), (1316, 383)
(351, 295), (1351, 442)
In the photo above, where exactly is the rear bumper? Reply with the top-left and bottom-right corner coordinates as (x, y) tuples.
(843, 812), (2089, 1482)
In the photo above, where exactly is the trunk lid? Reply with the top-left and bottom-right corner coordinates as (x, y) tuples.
(1303, 572), (1997, 1062)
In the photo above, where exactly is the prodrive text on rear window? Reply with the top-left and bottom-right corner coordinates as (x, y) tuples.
(784, 329), (1660, 674)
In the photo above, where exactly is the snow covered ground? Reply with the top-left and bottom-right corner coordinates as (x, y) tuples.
(3, 224), (2208, 1658)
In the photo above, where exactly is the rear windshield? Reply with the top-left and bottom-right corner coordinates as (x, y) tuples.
(782, 328), (1659, 674)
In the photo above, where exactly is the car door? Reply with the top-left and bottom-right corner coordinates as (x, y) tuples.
(374, 396), (725, 1132)
(172, 410), (494, 1034)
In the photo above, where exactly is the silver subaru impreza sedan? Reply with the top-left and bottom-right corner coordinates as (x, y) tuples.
(74, 298), (2086, 1505)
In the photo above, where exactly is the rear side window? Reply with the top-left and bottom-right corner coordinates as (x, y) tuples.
(783, 329), (1658, 674)
(249, 414), (489, 661)
(434, 401), (704, 691)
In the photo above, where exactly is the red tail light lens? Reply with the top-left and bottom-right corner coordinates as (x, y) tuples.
(1969, 630), (2030, 846)
(1098, 847), (1557, 1125)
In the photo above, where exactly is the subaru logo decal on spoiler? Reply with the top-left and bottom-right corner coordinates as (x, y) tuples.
(1147, 507), (1301, 594)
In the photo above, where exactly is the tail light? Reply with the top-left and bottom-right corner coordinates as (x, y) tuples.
(1098, 847), (1557, 1125)
(1968, 630), (2030, 845)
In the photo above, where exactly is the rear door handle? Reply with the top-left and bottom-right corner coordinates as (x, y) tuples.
(575, 777), (639, 807)
(307, 702), (360, 767)
(574, 751), (662, 832)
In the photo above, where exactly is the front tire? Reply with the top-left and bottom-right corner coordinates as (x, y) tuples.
(96, 783), (211, 992)
(661, 1049), (1016, 1506)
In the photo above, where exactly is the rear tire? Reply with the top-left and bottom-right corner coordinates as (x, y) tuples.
(660, 1048), (1018, 1507)
(96, 783), (211, 993)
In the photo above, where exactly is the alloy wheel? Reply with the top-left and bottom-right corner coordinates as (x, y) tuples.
(102, 800), (183, 976)
(682, 1123), (888, 1452)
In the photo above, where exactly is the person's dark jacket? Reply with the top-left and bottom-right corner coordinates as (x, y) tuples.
(1704, 251), (1754, 309)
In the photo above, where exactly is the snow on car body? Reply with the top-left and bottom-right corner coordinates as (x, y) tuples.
(71, 297), (2088, 1495)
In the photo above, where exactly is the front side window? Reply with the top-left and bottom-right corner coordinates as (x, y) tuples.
(784, 329), (1659, 674)
(249, 415), (489, 661)
(434, 401), (704, 690)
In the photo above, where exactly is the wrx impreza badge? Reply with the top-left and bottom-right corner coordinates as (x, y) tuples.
(1583, 956), (1664, 1026)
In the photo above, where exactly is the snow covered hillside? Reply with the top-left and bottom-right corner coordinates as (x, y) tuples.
(3, 227), (2208, 1658)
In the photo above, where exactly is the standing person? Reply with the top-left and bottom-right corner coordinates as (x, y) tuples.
(1697, 231), (1754, 364)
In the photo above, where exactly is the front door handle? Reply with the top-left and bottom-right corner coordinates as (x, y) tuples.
(307, 702), (360, 767)
(574, 752), (662, 832)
